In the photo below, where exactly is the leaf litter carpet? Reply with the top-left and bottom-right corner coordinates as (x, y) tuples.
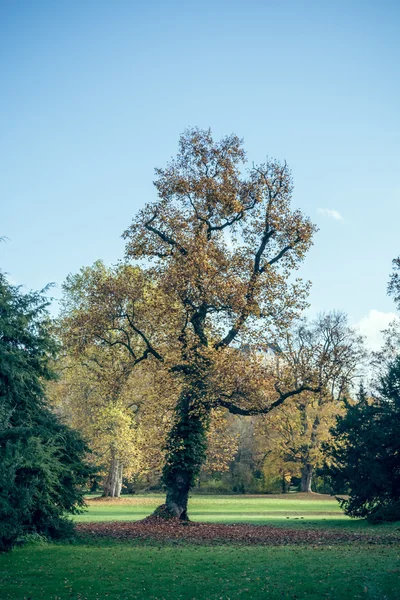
(77, 515), (400, 546)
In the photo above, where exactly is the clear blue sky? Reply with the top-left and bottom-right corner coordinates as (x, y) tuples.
(1, 0), (399, 346)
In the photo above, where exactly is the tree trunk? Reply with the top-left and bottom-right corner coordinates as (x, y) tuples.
(103, 453), (123, 498)
(155, 382), (210, 520)
(300, 463), (313, 492)
(116, 461), (123, 496)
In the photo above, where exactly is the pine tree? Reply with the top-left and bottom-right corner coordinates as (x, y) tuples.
(326, 360), (400, 522)
(0, 273), (92, 551)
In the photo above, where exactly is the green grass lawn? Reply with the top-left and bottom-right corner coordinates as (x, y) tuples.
(1, 494), (399, 600)
(75, 493), (399, 534)
(76, 493), (345, 524)
(1, 541), (399, 600)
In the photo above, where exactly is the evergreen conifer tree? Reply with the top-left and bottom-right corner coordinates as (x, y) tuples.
(0, 273), (92, 551)
(327, 361), (400, 522)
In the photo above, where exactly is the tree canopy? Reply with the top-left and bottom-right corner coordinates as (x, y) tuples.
(60, 128), (324, 518)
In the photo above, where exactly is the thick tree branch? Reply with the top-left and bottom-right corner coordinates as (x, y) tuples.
(144, 214), (188, 256)
(215, 213), (275, 349)
(216, 231), (302, 349)
(266, 237), (300, 269)
(186, 189), (258, 240)
(216, 385), (320, 416)
(254, 228), (275, 273)
(206, 192), (259, 239)
(96, 336), (161, 368)
(95, 318), (163, 365)
(120, 310), (164, 362)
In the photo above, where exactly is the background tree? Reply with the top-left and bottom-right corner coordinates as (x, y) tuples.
(50, 350), (137, 497)
(49, 348), (180, 497)
(202, 409), (239, 477)
(258, 312), (366, 492)
(0, 273), (92, 552)
(257, 390), (341, 492)
(372, 255), (400, 372)
(61, 128), (319, 519)
(205, 416), (265, 494)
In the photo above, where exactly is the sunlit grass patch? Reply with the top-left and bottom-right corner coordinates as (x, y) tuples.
(74, 493), (400, 537)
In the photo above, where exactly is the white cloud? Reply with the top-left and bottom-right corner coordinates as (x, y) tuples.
(317, 208), (343, 221)
(355, 310), (399, 351)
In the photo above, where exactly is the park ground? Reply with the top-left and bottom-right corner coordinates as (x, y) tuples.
(1, 493), (399, 600)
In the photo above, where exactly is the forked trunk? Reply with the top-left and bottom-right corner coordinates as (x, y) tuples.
(300, 463), (313, 493)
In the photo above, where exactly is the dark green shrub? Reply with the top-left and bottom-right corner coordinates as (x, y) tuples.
(367, 502), (400, 524)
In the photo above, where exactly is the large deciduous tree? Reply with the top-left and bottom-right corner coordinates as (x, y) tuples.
(62, 128), (319, 519)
